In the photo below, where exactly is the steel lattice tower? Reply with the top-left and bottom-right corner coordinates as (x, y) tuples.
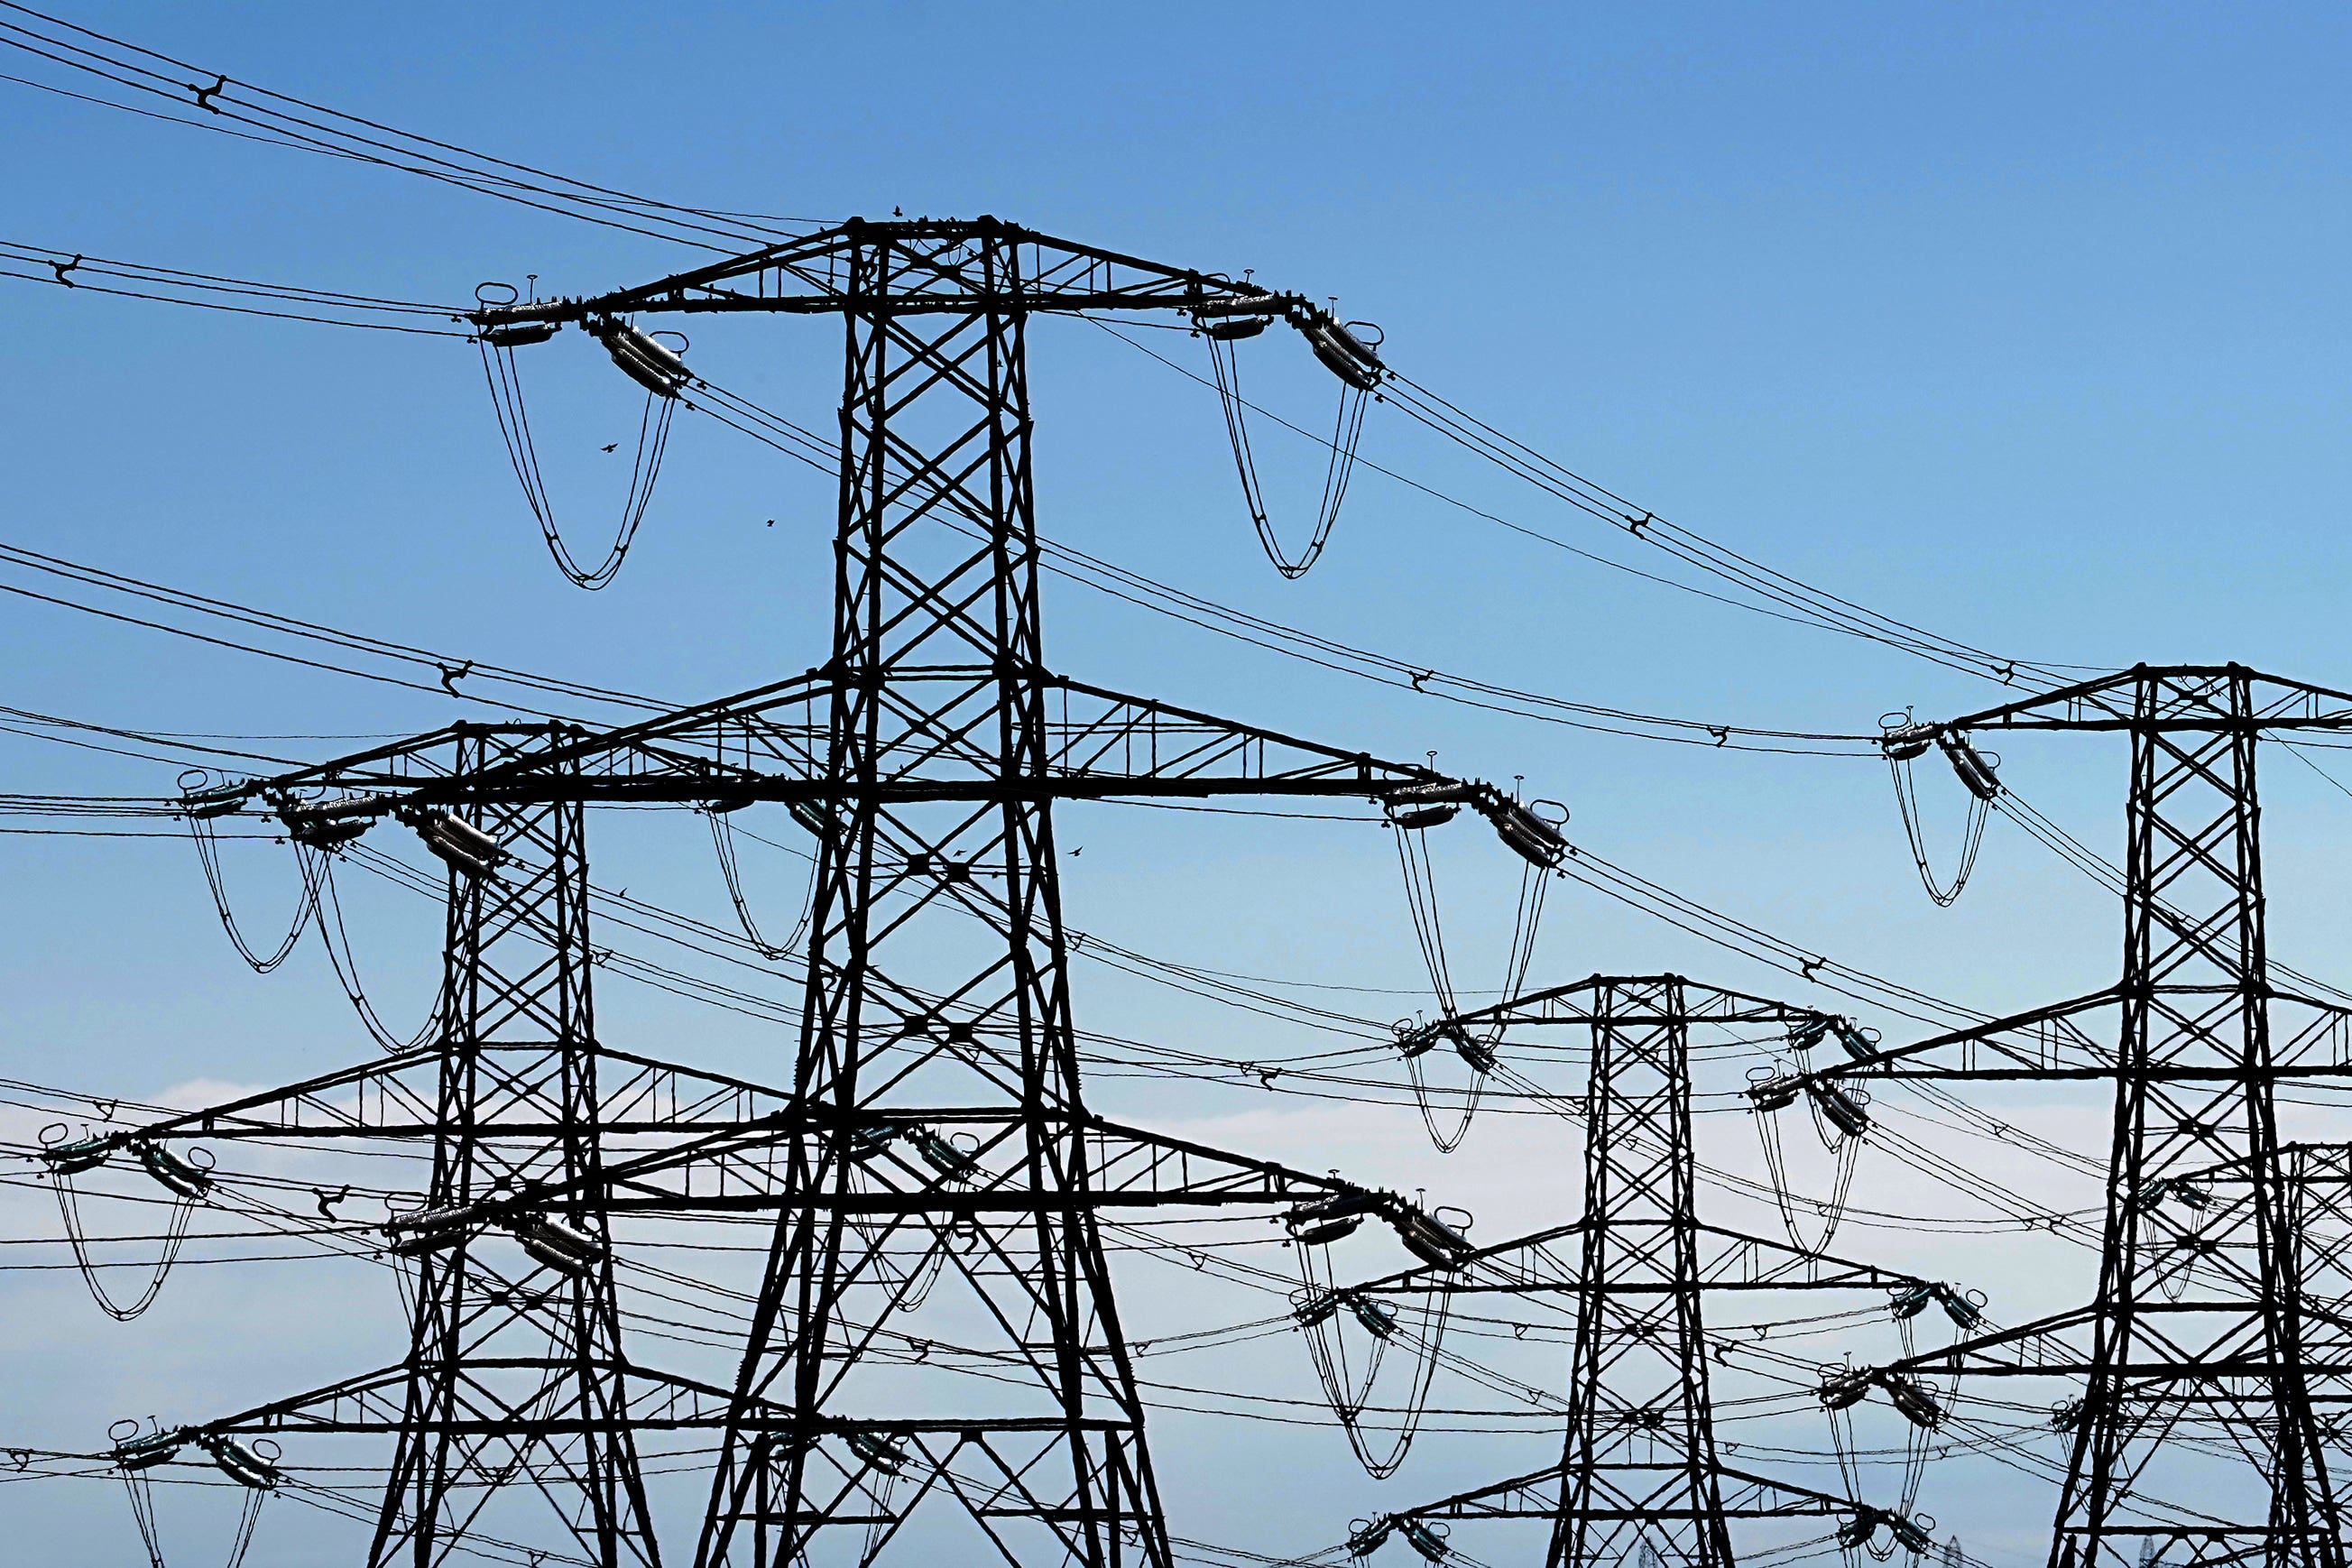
(103, 726), (676, 1565)
(447, 218), (1536, 1568)
(1342, 976), (1936, 1567)
(106, 219), (1529, 1567)
(1785, 665), (2352, 1568)
(373, 730), (658, 1566)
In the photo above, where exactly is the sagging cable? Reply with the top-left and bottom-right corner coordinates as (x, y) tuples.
(704, 801), (813, 962)
(40, 1129), (211, 1320)
(1878, 718), (1989, 908)
(1748, 1060), (1866, 1257)
(1194, 294), (1379, 577)
(1385, 783), (1557, 1151)
(1291, 1227), (1454, 1479)
(473, 286), (683, 591)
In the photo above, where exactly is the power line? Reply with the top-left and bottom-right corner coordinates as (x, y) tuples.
(0, 3), (828, 251)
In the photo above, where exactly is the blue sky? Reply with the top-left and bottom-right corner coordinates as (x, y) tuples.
(4, 3), (2352, 1563)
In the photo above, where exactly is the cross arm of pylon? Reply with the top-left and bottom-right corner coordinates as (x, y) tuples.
(413, 1104), (1471, 1271)
(101, 1044), (798, 1150)
(464, 215), (1333, 324)
(69, 1041), (444, 1149)
(1776, 987), (2117, 1089)
(1448, 973), (1834, 1032)
(1919, 662), (2352, 736)
(1784, 986), (2352, 1093)
(1363, 1456), (1887, 1526)
(189, 1360), (763, 1441)
(1336, 1215), (1926, 1297)
(453, 671), (1490, 807)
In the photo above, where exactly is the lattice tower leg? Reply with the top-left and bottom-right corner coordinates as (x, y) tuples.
(696, 232), (1166, 1568)
(2051, 671), (2341, 1568)
(1548, 978), (1730, 1568)
(373, 731), (659, 1567)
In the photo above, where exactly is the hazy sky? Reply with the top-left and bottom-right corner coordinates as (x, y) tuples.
(5, 4), (2352, 1563)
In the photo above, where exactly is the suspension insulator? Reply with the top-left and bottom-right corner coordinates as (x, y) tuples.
(113, 1426), (187, 1472)
(909, 1129), (977, 1185)
(844, 1429), (908, 1475)
(482, 319), (559, 348)
(1937, 732), (2001, 801)
(1818, 1368), (1872, 1410)
(1305, 318), (1381, 390)
(399, 808), (506, 880)
(1391, 1205), (1472, 1270)
(1807, 1080), (1871, 1139)
(134, 1140), (212, 1201)
(180, 782), (248, 820)
(1746, 1072), (1802, 1112)
(590, 317), (689, 398)
(1199, 314), (1271, 340)
(1837, 1513), (1878, 1550)
(1881, 1371), (1944, 1430)
(1788, 1018), (1831, 1053)
(2051, 1397), (2085, 1432)
(278, 792), (383, 849)
(512, 1213), (605, 1277)
(1887, 1514), (1934, 1555)
(1348, 1293), (1400, 1341)
(1287, 1190), (1379, 1246)
(200, 1434), (281, 1491)
(1483, 796), (1567, 868)
(1833, 1021), (1877, 1063)
(520, 1229), (598, 1277)
(41, 1131), (119, 1175)
(844, 1122), (898, 1161)
(1878, 721), (1937, 762)
(1933, 1283), (1987, 1329)
(383, 1204), (472, 1257)
(1454, 1032), (1497, 1075)
(1386, 802), (1460, 830)
(1890, 1283), (1933, 1321)
(1399, 1518), (1451, 1563)
(1290, 1212), (1365, 1246)
(1346, 1517), (1395, 1557)
(1293, 1290), (1343, 1328)
(1394, 1018), (1467, 1059)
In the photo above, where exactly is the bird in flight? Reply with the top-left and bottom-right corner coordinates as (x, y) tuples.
(600, 442), (619, 453)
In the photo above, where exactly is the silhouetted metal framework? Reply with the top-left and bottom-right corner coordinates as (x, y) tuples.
(1785, 665), (2352, 1568)
(129, 726), (715, 1566)
(1341, 976), (1932, 1568)
(2176, 1142), (2352, 1478)
(325, 217), (1517, 1568)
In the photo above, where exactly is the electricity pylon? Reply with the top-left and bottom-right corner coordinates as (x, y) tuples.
(88, 724), (758, 1566)
(120, 701), (1498, 1566)
(459, 216), (1554, 1568)
(1776, 665), (2352, 1568)
(1333, 975), (1944, 1568)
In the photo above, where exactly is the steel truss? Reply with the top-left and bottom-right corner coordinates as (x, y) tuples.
(136, 727), (696, 1565)
(1783, 665), (2352, 1568)
(139, 218), (1532, 1566)
(1338, 976), (1932, 1568)
(124, 693), (1490, 1568)
(448, 218), (1535, 1568)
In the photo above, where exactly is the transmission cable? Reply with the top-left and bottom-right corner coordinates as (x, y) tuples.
(0, 4), (827, 251)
